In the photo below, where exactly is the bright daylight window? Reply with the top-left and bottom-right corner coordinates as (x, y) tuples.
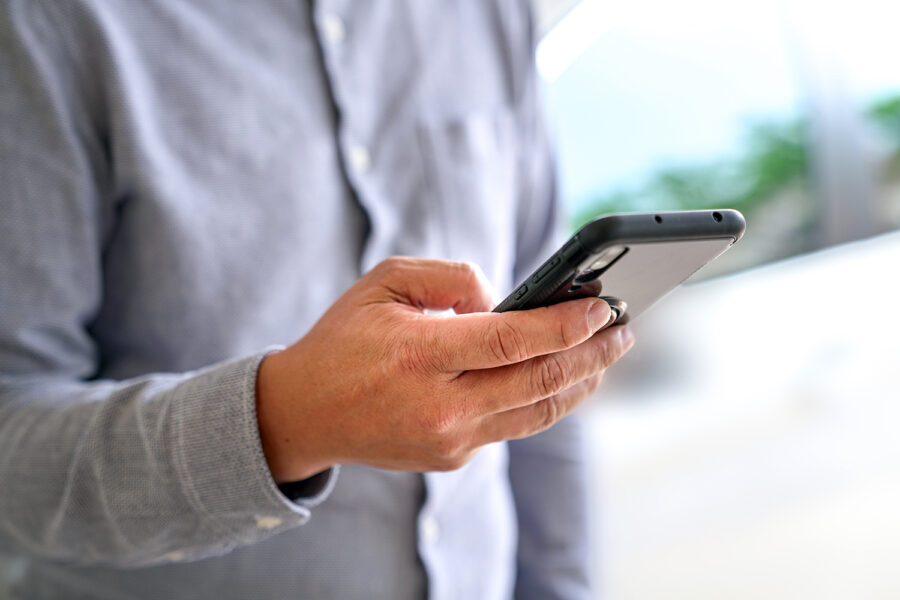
(538, 0), (900, 277)
(534, 2), (900, 598)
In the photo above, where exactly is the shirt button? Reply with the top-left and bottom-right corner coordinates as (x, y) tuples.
(321, 14), (346, 44)
(421, 516), (440, 544)
(348, 145), (371, 173)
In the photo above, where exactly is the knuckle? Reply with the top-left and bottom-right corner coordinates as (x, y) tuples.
(533, 395), (563, 434)
(369, 257), (407, 286)
(432, 435), (469, 466)
(435, 447), (477, 471)
(453, 261), (489, 296)
(485, 320), (529, 364)
(533, 354), (569, 399)
(375, 256), (403, 275)
(595, 337), (620, 369)
(418, 408), (456, 436)
(455, 260), (482, 281)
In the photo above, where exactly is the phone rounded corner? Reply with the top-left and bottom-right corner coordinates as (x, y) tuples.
(576, 214), (629, 253)
(716, 208), (747, 243)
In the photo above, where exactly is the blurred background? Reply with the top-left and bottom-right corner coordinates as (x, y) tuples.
(532, 0), (900, 597)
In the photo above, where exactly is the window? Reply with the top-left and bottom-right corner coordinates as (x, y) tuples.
(539, 0), (900, 276)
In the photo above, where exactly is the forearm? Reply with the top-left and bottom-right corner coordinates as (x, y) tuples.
(0, 351), (334, 567)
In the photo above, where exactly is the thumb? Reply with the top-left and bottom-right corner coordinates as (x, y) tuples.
(367, 257), (495, 314)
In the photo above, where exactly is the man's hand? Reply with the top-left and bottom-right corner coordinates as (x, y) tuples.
(256, 257), (634, 483)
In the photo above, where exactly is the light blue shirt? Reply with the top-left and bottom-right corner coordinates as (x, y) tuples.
(0, 1), (591, 598)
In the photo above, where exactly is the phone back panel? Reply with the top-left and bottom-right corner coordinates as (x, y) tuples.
(494, 210), (745, 321)
(540, 238), (734, 321)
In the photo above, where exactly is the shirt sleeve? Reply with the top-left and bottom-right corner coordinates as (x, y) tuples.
(506, 2), (593, 598)
(0, 1), (336, 568)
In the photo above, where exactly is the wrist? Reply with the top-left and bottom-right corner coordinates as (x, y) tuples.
(256, 348), (333, 483)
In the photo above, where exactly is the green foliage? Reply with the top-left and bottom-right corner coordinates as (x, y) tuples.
(866, 95), (900, 174)
(867, 95), (900, 142)
(574, 118), (810, 229)
(574, 93), (900, 230)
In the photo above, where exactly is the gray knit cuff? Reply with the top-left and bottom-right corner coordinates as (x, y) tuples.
(171, 348), (338, 543)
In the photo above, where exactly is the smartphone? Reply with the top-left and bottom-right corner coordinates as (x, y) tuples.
(494, 209), (746, 323)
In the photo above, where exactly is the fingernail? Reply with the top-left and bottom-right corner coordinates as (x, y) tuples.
(618, 326), (635, 348)
(588, 299), (611, 330)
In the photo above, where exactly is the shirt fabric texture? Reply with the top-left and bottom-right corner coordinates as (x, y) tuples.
(0, 1), (592, 598)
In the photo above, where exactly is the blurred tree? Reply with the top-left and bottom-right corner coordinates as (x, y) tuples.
(868, 95), (900, 142)
(574, 93), (900, 231)
(867, 95), (900, 177)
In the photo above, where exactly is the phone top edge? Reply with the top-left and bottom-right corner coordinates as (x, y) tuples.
(494, 209), (746, 313)
(576, 209), (746, 253)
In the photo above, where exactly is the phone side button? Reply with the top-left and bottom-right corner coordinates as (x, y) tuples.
(532, 256), (561, 283)
(562, 236), (582, 259)
(514, 284), (529, 300)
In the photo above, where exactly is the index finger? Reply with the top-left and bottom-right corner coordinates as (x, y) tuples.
(426, 297), (613, 372)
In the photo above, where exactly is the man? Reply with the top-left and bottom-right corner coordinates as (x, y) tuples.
(0, 1), (633, 598)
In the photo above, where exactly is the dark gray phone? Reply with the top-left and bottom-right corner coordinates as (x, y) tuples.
(494, 209), (746, 323)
